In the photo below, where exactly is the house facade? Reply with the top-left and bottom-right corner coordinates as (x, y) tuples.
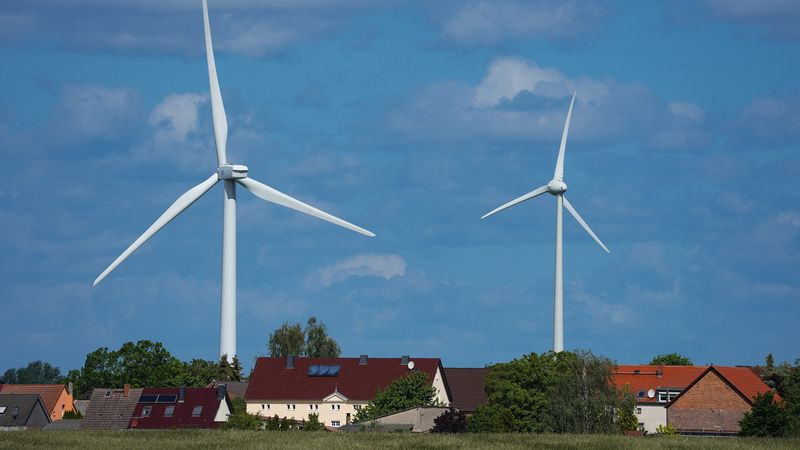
(612, 365), (705, 433)
(245, 355), (451, 428)
(0, 383), (76, 421)
(667, 366), (774, 435)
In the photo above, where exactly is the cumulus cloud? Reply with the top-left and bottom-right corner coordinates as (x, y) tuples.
(310, 253), (406, 287)
(441, 0), (609, 45)
(731, 93), (800, 145)
(386, 57), (709, 150)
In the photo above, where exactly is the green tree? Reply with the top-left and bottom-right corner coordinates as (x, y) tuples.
(230, 397), (247, 415)
(304, 317), (341, 358)
(0, 361), (63, 384)
(739, 392), (792, 437)
(547, 351), (633, 434)
(303, 413), (324, 431)
(432, 407), (467, 433)
(216, 355), (244, 382)
(648, 353), (692, 366)
(467, 403), (514, 432)
(268, 322), (305, 357)
(174, 358), (217, 387)
(354, 371), (441, 422)
(222, 411), (263, 430)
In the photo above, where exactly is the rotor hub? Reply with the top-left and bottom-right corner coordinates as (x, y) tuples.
(548, 179), (567, 195)
(217, 164), (248, 180)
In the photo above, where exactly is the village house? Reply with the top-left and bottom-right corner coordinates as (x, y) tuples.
(81, 384), (143, 430)
(0, 383), (76, 421)
(0, 394), (51, 429)
(666, 365), (775, 435)
(442, 367), (489, 416)
(129, 386), (232, 429)
(245, 355), (451, 428)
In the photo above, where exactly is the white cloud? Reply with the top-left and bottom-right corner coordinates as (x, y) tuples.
(149, 93), (208, 143)
(310, 253), (406, 287)
(53, 84), (141, 141)
(442, 0), (608, 45)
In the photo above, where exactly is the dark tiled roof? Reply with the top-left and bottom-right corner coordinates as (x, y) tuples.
(612, 365), (707, 404)
(0, 384), (69, 417)
(81, 388), (142, 430)
(207, 381), (248, 399)
(0, 393), (50, 427)
(246, 357), (443, 401)
(443, 368), (488, 413)
(129, 387), (230, 429)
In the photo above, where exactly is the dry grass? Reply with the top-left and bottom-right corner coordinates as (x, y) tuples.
(1, 431), (799, 450)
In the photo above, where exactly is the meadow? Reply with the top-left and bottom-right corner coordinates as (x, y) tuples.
(1, 431), (799, 450)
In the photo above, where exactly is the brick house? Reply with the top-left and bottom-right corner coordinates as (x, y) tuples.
(245, 355), (451, 429)
(666, 365), (775, 435)
(0, 384), (76, 421)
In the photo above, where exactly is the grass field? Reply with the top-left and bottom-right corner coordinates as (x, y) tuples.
(1, 431), (798, 450)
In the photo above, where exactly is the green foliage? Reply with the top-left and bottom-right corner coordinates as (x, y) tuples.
(466, 403), (514, 432)
(63, 409), (83, 419)
(616, 405), (638, 432)
(648, 353), (692, 366)
(303, 413), (324, 431)
(354, 371), (441, 422)
(268, 317), (341, 358)
(432, 407), (467, 433)
(231, 397), (247, 415)
(216, 355), (244, 382)
(740, 392), (793, 437)
(175, 358), (218, 387)
(656, 423), (677, 435)
(222, 412), (263, 430)
(1, 360), (64, 384)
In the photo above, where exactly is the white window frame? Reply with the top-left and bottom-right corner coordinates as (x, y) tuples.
(331, 420), (341, 427)
(141, 406), (152, 417)
(164, 405), (174, 417)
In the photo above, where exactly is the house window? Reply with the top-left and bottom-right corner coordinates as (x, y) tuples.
(292, 405), (296, 410)
(354, 404), (362, 410)
(310, 404), (318, 410)
(164, 406), (174, 417)
(0, 406), (6, 414)
(637, 390), (645, 398)
(192, 406), (203, 417)
(105, 390), (112, 397)
(331, 420), (341, 427)
(638, 422), (645, 431)
(636, 407), (642, 414)
(141, 406), (152, 417)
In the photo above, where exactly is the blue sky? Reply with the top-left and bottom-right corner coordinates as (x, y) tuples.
(1, 0), (799, 374)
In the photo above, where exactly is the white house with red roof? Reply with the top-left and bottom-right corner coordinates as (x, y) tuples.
(245, 355), (451, 428)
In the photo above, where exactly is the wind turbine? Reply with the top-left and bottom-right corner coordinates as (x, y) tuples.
(481, 92), (609, 353)
(93, 0), (375, 362)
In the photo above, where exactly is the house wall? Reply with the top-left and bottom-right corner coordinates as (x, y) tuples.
(431, 367), (451, 405)
(667, 371), (751, 434)
(26, 400), (51, 428)
(635, 404), (666, 434)
(52, 389), (76, 420)
(247, 399), (367, 428)
(372, 406), (449, 432)
(214, 399), (231, 422)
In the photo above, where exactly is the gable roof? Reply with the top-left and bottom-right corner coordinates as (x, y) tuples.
(81, 387), (143, 430)
(0, 384), (69, 417)
(0, 393), (50, 427)
(129, 387), (230, 429)
(612, 365), (707, 404)
(666, 366), (776, 408)
(443, 368), (488, 413)
(246, 357), (443, 401)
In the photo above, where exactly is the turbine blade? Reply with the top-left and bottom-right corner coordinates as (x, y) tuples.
(481, 185), (549, 219)
(563, 196), (610, 253)
(238, 177), (375, 237)
(203, 0), (228, 165)
(553, 91), (576, 181)
(93, 173), (219, 286)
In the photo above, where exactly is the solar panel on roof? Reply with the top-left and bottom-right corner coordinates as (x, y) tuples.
(328, 365), (341, 376)
(308, 365), (320, 376)
(157, 395), (177, 403)
(138, 395), (158, 403)
(318, 365), (330, 376)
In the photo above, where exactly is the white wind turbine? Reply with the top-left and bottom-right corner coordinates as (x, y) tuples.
(481, 92), (609, 353)
(93, 0), (375, 361)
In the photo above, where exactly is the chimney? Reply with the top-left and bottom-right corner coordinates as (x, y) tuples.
(400, 355), (409, 366)
(217, 384), (227, 400)
(123, 384), (130, 397)
(68, 382), (73, 397)
(179, 386), (186, 403)
(286, 355), (295, 369)
(359, 355), (368, 365)
(656, 365), (664, 379)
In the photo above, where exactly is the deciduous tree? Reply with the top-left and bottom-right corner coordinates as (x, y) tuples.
(0, 361), (63, 384)
(354, 371), (441, 422)
(648, 353), (692, 366)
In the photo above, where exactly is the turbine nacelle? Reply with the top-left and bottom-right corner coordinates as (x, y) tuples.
(547, 179), (567, 195)
(217, 164), (248, 180)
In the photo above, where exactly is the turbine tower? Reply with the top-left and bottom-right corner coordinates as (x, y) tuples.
(481, 92), (609, 352)
(93, 0), (375, 361)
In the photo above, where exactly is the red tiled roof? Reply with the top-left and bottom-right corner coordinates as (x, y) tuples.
(612, 366), (707, 404)
(0, 384), (69, 416)
(129, 387), (229, 429)
(666, 366), (777, 407)
(443, 368), (488, 413)
(246, 357), (442, 401)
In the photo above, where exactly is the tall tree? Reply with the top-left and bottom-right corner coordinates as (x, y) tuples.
(354, 371), (441, 422)
(267, 317), (340, 358)
(739, 392), (792, 437)
(648, 353), (692, 366)
(305, 317), (341, 358)
(268, 322), (305, 357)
(0, 361), (63, 384)
(216, 355), (244, 382)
